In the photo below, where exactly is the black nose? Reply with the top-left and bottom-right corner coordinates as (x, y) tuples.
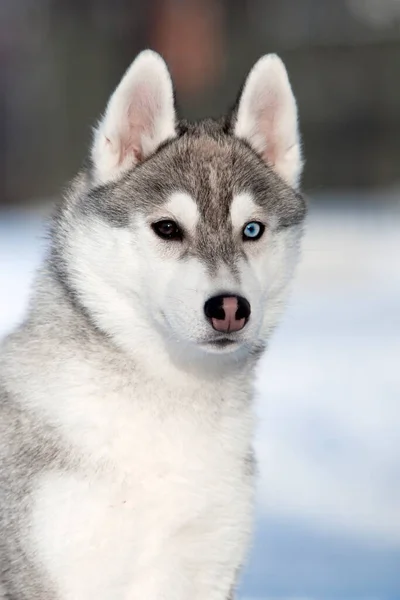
(204, 295), (251, 333)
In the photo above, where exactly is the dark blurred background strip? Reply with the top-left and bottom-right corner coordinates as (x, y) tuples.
(1, 0), (400, 206)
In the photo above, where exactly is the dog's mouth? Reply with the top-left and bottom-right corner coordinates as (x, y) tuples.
(199, 337), (240, 352)
(208, 338), (237, 348)
(159, 312), (244, 352)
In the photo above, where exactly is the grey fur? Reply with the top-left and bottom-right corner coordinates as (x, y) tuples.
(0, 386), (59, 599)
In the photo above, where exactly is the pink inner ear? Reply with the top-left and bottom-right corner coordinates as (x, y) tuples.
(120, 81), (160, 166)
(255, 92), (280, 167)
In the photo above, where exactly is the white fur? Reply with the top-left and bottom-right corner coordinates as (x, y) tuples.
(230, 191), (266, 231)
(2, 198), (301, 600)
(91, 50), (176, 186)
(162, 192), (200, 233)
(16, 199), (298, 597)
(25, 367), (254, 600)
(61, 189), (300, 368)
(234, 54), (303, 189)
(6, 307), (254, 599)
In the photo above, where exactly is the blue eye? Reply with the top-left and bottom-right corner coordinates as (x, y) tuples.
(243, 221), (265, 241)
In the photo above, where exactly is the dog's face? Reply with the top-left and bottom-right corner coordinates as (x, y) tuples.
(57, 51), (306, 361)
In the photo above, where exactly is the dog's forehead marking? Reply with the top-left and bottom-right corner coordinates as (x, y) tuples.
(230, 192), (259, 230)
(163, 192), (199, 230)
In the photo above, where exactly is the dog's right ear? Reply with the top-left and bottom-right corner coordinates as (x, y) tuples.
(91, 50), (176, 186)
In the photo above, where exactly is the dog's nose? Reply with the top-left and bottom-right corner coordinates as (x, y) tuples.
(204, 295), (251, 333)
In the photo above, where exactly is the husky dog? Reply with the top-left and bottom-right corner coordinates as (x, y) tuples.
(0, 50), (306, 599)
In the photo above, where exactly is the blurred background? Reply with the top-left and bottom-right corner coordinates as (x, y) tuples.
(1, 1), (400, 599)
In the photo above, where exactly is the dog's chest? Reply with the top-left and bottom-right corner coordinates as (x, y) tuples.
(31, 378), (253, 597)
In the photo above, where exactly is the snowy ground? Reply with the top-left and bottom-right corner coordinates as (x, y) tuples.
(1, 195), (399, 600)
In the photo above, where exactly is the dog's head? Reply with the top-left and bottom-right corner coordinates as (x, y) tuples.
(53, 51), (306, 364)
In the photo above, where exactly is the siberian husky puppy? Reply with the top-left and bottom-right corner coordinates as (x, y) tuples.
(0, 50), (306, 599)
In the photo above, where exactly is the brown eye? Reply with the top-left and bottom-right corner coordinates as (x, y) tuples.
(152, 220), (183, 241)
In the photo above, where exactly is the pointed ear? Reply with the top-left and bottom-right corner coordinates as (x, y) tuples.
(91, 50), (176, 185)
(233, 54), (303, 189)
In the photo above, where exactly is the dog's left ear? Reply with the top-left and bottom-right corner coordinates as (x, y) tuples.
(232, 54), (303, 189)
(91, 50), (176, 186)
